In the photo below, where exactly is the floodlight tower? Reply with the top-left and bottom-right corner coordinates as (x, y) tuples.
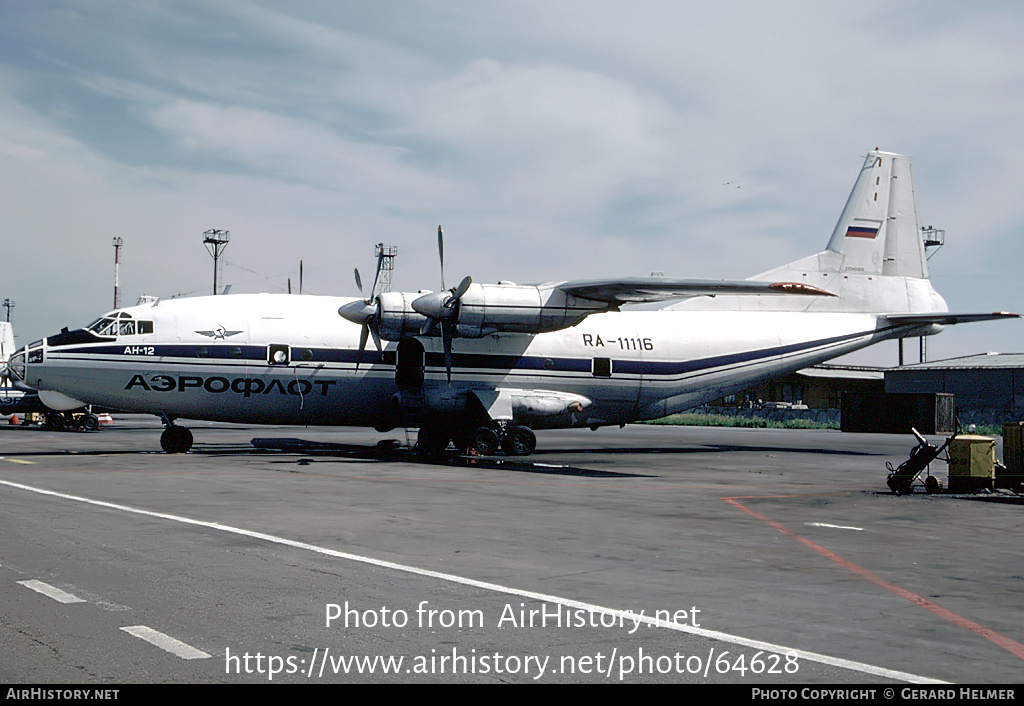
(2, 299), (13, 323)
(203, 229), (231, 295)
(375, 243), (397, 293)
(112, 237), (123, 309)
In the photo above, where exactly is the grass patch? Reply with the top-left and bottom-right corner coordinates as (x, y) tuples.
(960, 424), (1007, 437)
(641, 413), (838, 430)
(643, 415), (1009, 436)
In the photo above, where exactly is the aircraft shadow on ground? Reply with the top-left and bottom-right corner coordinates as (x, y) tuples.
(248, 438), (648, 478)
(531, 444), (884, 457)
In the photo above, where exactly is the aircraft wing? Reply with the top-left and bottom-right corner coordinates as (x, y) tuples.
(883, 312), (1020, 325)
(556, 277), (835, 305)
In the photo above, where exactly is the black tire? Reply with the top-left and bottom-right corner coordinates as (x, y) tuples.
(82, 414), (100, 431)
(470, 427), (500, 456)
(45, 412), (65, 431)
(160, 426), (193, 454)
(925, 476), (940, 494)
(503, 425), (537, 457)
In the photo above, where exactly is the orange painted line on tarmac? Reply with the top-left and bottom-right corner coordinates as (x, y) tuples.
(723, 496), (1024, 662)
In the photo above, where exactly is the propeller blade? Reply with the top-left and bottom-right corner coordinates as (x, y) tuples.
(368, 319), (382, 355)
(437, 225), (445, 291)
(355, 323), (370, 371)
(354, 267), (363, 296)
(451, 275), (472, 304)
(441, 319), (454, 384)
(354, 319), (384, 369)
(370, 248), (384, 299)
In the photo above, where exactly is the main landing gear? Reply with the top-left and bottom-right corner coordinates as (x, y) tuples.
(160, 419), (193, 454)
(418, 422), (537, 460)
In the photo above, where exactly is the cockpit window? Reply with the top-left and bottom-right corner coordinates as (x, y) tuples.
(88, 318), (120, 336)
(86, 316), (153, 337)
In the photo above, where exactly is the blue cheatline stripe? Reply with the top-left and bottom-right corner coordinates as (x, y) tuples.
(48, 324), (897, 380)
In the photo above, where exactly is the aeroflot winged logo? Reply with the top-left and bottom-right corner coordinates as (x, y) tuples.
(195, 325), (243, 340)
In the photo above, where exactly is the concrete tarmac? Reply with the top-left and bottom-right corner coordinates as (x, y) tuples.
(1, 417), (1021, 684)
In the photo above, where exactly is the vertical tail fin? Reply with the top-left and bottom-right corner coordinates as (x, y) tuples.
(824, 150), (928, 279)
(677, 149), (947, 314)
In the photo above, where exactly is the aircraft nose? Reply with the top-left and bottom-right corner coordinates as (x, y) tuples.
(5, 348), (26, 383)
(5, 343), (44, 391)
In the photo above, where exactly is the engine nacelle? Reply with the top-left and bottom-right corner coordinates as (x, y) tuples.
(376, 291), (430, 340)
(368, 283), (612, 342)
(454, 283), (609, 338)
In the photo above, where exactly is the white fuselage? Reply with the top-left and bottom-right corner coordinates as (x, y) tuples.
(14, 293), (929, 429)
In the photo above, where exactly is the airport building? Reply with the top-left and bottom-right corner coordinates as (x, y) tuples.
(885, 352), (1024, 426)
(717, 365), (884, 410)
(708, 354), (1024, 430)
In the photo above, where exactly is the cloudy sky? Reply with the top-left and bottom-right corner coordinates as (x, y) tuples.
(1, 0), (1022, 365)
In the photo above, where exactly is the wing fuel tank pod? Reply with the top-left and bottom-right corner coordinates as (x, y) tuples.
(470, 388), (591, 423)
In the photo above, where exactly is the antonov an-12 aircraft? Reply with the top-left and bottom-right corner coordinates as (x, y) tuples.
(6, 150), (1017, 455)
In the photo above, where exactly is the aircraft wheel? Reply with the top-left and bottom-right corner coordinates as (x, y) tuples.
(470, 427), (500, 456)
(502, 425), (536, 457)
(45, 412), (65, 431)
(82, 414), (100, 431)
(161, 426), (193, 454)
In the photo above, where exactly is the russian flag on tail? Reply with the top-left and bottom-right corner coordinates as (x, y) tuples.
(845, 219), (882, 239)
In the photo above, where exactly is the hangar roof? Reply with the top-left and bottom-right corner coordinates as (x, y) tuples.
(894, 352), (1024, 371)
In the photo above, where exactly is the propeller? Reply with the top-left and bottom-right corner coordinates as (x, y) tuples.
(412, 226), (472, 383)
(337, 251), (385, 367)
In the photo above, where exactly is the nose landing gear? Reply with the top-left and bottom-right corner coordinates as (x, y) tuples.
(160, 416), (193, 454)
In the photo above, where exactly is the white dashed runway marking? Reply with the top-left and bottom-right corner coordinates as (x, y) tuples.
(120, 625), (212, 660)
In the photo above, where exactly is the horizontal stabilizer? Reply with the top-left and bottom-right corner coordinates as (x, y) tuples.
(558, 278), (834, 305)
(883, 311), (1019, 326)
